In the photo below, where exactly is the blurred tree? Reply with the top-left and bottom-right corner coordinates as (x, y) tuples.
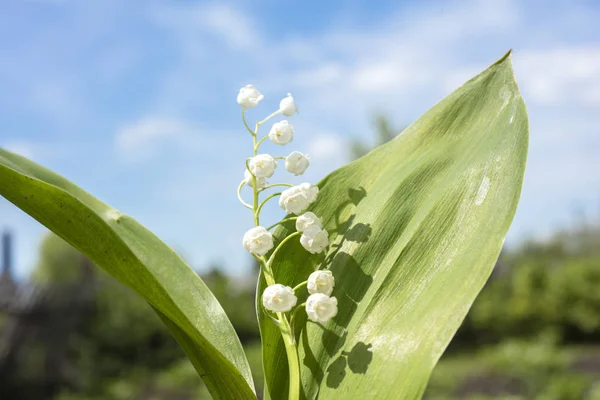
(31, 233), (85, 285)
(350, 114), (404, 159)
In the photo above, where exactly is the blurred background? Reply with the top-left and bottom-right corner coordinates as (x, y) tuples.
(0, 0), (599, 399)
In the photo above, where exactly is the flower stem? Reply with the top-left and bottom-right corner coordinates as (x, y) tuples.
(257, 109), (282, 126)
(266, 216), (298, 231)
(292, 281), (307, 292)
(237, 181), (252, 209)
(259, 183), (294, 192)
(254, 135), (269, 152)
(266, 231), (301, 269)
(280, 316), (301, 400)
(242, 108), (256, 136)
(257, 192), (282, 216)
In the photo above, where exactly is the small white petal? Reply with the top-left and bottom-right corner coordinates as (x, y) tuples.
(242, 226), (274, 256)
(296, 212), (322, 232)
(249, 154), (278, 178)
(307, 270), (335, 295)
(279, 93), (298, 116)
(268, 121), (294, 146)
(244, 169), (268, 189)
(298, 183), (319, 204)
(279, 183), (319, 215)
(237, 84), (264, 108)
(300, 227), (329, 254)
(285, 151), (310, 175)
(306, 293), (338, 323)
(262, 284), (297, 312)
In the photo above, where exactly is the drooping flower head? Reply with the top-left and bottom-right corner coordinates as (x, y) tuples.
(306, 293), (338, 323)
(242, 226), (274, 256)
(269, 120), (294, 146)
(300, 226), (329, 254)
(296, 211), (322, 232)
(279, 93), (298, 116)
(237, 84), (264, 108)
(279, 183), (319, 215)
(285, 151), (310, 176)
(263, 284), (298, 312)
(307, 270), (335, 296)
(249, 154), (277, 178)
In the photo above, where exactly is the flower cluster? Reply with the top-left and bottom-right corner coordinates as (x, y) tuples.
(237, 84), (338, 326)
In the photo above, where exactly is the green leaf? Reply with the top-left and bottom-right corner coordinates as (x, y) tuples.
(0, 151), (256, 400)
(259, 51), (528, 399)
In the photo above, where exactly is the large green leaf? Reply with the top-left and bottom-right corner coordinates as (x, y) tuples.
(0, 151), (256, 400)
(259, 51), (528, 399)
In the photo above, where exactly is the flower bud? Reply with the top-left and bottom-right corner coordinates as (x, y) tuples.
(244, 169), (268, 189)
(268, 120), (294, 145)
(262, 284), (297, 312)
(279, 93), (297, 116)
(307, 270), (335, 295)
(296, 211), (322, 232)
(306, 293), (338, 323)
(249, 154), (277, 178)
(237, 84), (264, 108)
(300, 226), (329, 254)
(285, 151), (309, 175)
(242, 226), (274, 256)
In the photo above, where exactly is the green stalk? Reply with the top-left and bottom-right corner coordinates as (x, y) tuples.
(248, 114), (300, 400)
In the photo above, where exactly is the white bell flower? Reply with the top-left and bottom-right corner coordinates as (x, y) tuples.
(242, 226), (274, 256)
(262, 284), (297, 312)
(300, 227), (329, 254)
(285, 151), (309, 175)
(249, 154), (277, 178)
(307, 270), (335, 296)
(306, 293), (338, 323)
(279, 93), (298, 116)
(244, 169), (268, 189)
(268, 120), (294, 145)
(279, 186), (309, 215)
(296, 212), (322, 232)
(279, 183), (319, 215)
(237, 84), (264, 108)
(298, 182), (319, 203)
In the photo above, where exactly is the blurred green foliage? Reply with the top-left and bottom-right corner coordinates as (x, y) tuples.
(459, 225), (600, 346)
(0, 233), (263, 399)
(427, 223), (600, 399)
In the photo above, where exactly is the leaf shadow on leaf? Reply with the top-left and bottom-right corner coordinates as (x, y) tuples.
(299, 187), (375, 394)
(325, 342), (374, 389)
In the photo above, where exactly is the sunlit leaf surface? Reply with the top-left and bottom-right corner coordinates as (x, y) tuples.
(0, 150), (257, 400)
(259, 51), (528, 400)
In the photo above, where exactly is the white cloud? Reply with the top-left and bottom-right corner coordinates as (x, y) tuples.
(308, 134), (347, 163)
(516, 46), (600, 106)
(2, 141), (38, 159)
(151, 3), (259, 50)
(115, 116), (200, 163)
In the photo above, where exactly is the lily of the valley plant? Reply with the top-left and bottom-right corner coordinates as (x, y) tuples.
(237, 86), (340, 399)
(0, 52), (528, 400)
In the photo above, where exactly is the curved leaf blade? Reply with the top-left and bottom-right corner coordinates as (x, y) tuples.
(0, 151), (256, 400)
(260, 52), (528, 399)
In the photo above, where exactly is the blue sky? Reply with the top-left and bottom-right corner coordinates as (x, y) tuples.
(1, 0), (599, 278)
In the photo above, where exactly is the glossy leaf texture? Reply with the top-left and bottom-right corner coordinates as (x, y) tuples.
(259, 51), (528, 399)
(0, 151), (256, 400)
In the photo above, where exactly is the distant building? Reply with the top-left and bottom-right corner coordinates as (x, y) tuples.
(0, 231), (16, 305)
